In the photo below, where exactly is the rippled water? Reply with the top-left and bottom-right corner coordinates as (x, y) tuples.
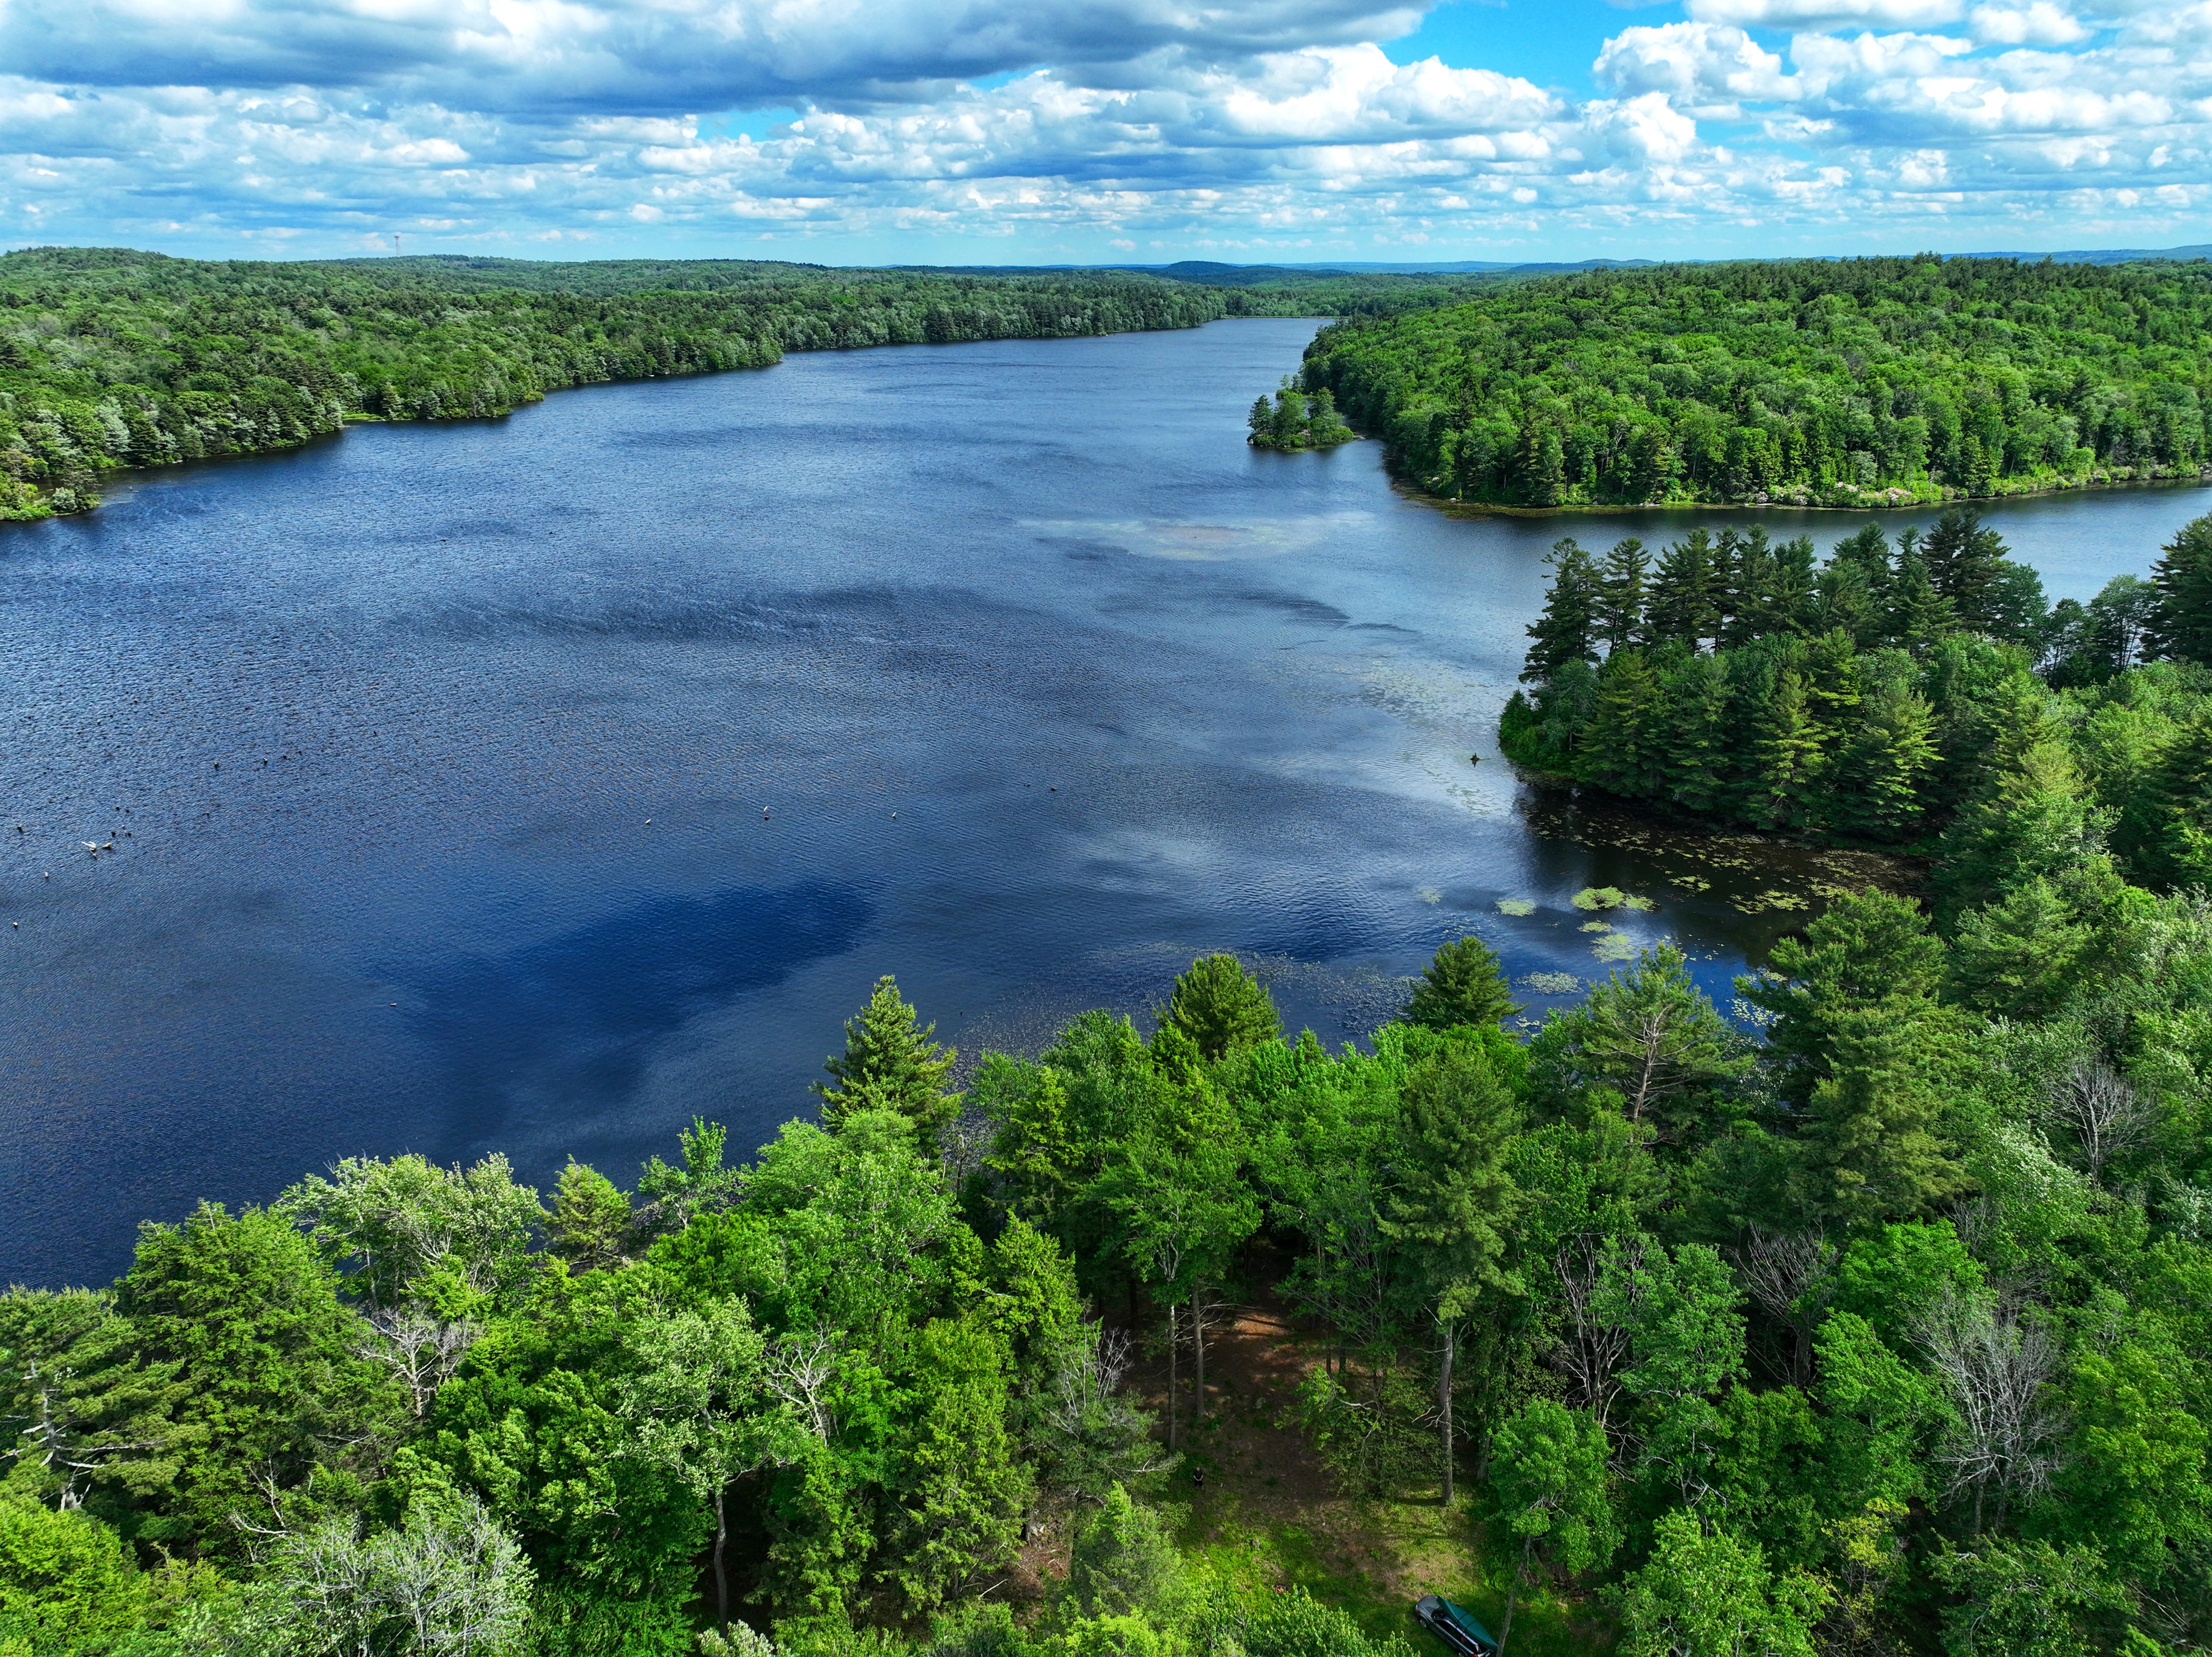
(5, 317), (2206, 1285)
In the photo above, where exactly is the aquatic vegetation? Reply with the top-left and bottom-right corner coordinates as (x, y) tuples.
(1571, 886), (1627, 910)
(1520, 970), (1583, 994)
(1497, 897), (1538, 916)
(1592, 932), (1639, 961)
(1579, 920), (1613, 933)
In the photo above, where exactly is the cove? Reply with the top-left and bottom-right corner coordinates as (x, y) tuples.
(3, 316), (2205, 1287)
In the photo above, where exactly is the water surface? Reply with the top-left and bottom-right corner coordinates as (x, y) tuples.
(5, 318), (2204, 1285)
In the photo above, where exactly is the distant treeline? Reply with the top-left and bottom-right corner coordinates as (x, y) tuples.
(0, 249), (1241, 521)
(1502, 506), (2212, 898)
(1289, 257), (2212, 509)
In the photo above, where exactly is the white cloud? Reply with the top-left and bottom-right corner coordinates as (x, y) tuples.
(1684, 0), (1964, 31)
(1594, 22), (1800, 116)
(0, 0), (2204, 260)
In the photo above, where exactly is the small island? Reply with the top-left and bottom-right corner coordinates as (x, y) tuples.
(1247, 378), (1357, 450)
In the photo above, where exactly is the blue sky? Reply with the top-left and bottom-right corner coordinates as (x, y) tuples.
(0, 0), (2202, 265)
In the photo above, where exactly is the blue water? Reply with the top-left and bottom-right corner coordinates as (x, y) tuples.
(4, 317), (2205, 1286)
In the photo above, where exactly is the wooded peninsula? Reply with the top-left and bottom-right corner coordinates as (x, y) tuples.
(1289, 258), (2212, 510)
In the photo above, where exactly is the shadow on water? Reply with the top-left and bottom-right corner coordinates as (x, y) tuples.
(388, 880), (874, 1149)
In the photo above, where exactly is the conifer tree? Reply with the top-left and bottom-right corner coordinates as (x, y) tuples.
(1520, 424), (1567, 506)
(1585, 650), (1666, 797)
(2147, 511), (2212, 665)
(1380, 1045), (1521, 1504)
(1522, 539), (1602, 681)
(1659, 652), (1731, 813)
(1649, 529), (1723, 648)
(1773, 534), (1818, 636)
(1406, 935), (1522, 1031)
(1793, 1009), (1964, 1233)
(1920, 508), (2011, 634)
(1832, 676), (1938, 839)
(1752, 666), (1824, 829)
(1885, 548), (1956, 655)
(1597, 537), (1650, 653)
(815, 976), (961, 1151)
(1828, 524), (1893, 611)
(1163, 953), (1281, 1062)
(2112, 711), (2212, 891)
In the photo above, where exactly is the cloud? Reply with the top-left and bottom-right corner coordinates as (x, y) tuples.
(0, 0), (1432, 112)
(1594, 22), (1800, 116)
(1683, 0), (1965, 30)
(0, 0), (2204, 260)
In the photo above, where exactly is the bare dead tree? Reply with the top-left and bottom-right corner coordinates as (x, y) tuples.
(2053, 1061), (2151, 1183)
(767, 1332), (838, 1442)
(1545, 1235), (1642, 1432)
(1913, 1289), (2060, 1536)
(1730, 1227), (1836, 1388)
(360, 1310), (481, 1420)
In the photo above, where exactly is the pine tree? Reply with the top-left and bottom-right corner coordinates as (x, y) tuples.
(1584, 649), (1666, 798)
(2147, 511), (2212, 665)
(1163, 953), (1281, 1061)
(1832, 676), (1938, 840)
(1828, 524), (1893, 611)
(1773, 535), (1818, 636)
(1380, 1045), (1521, 1504)
(1649, 529), (1722, 648)
(1885, 550), (1956, 655)
(1658, 651), (1731, 813)
(1721, 527), (1785, 646)
(1406, 935), (1522, 1031)
(1247, 395), (1275, 446)
(1597, 537), (1650, 653)
(1522, 538), (1602, 682)
(1793, 1008), (1963, 1233)
(1520, 423), (1567, 506)
(1920, 508), (2011, 634)
(814, 975), (961, 1150)
(2113, 711), (2212, 891)
(1753, 666), (1825, 829)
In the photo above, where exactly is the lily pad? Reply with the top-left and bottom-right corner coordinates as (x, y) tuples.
(1520, 971), (1582, 995)
(1592, 933), (1639, 963)
(1571, 886), (1628, 911)
(1621, 895), (1658, 912)
(1579, 920), (1613, 933)
(1416, 887), (1443, 905)
(1496, 898), (1538, 916)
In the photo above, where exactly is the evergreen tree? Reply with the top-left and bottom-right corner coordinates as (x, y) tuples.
(1522, 538), (1602, 682)
(1584, 649), (1667, 798)
(1721, 528), (1778, 647)
(1247, 395), (1274, 444)
(2112, 711), (2212, 890)
(1597, 537), (1650, 653)
(1380, 1044), (1521, 1504)
(1793, 1008), (1964, 1232)
(1831, 671), (1938, 840)
(2147, 511), (2212, 664)
(1529, 945), (1746, 1146)
(1649, 528), (1723, 648)
(1946, 877), (2093, 1020)
(549, 1160), (632, 1271)
(1752, 665), (1824, 829)
(1921, 508), (2012, 635)
(1405, 935), (1522, 1031)
(1520, 424), (1567, 506)
(1886, 547), (1956, 655)
(1739, 890), (1947, 1110)
(1773, 534), (1818, 636)
(1269, 382), (1307, 447)
(1814, 559), (1880, 648)
(1659, 650), (1732, 813)
(1162, 953), (1280, 1062)
(815, 976), (962, 1151)
(1828, 524), (1893, 612)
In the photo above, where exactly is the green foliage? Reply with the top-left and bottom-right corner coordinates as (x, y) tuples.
(1160, 956), (1281, 1064)
(1618, 1512), (1829, 1657)
(1404, 936), (1522, 1032)
(1296, 258), (2212, 508)
(815, 978), (962, 1154)
(0, 248), (1232, 519)
(1062, 1487), (1184, 1624)
(0, 1498), (145, 1646)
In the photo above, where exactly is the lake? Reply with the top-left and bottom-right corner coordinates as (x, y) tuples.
(3, 316), (2205, 1286)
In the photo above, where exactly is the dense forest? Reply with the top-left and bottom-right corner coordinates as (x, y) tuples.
(1288, 258), (2212, 509)
(0, 248), (1255, 521)
(10, 515), (2212, 1657)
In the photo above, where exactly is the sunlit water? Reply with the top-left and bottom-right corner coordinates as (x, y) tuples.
(4, 317), (2205, 1285)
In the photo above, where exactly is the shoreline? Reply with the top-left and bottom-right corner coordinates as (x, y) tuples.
(1394, 465), (2212, 519)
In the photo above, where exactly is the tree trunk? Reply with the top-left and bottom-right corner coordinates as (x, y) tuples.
(1498, 1535), (1531, 1657)
(1439, 1311), (1457, 1507)
(1167, 1302), (1181, 1453)
(1194, 1285), (1207, 1422)
(713, 1483), (729, 1633)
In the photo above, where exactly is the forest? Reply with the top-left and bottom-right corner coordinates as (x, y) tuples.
(1288, 258), (2212, 509)
(9, 510), (2212, 1657)
(0, 248), (1253, 521)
